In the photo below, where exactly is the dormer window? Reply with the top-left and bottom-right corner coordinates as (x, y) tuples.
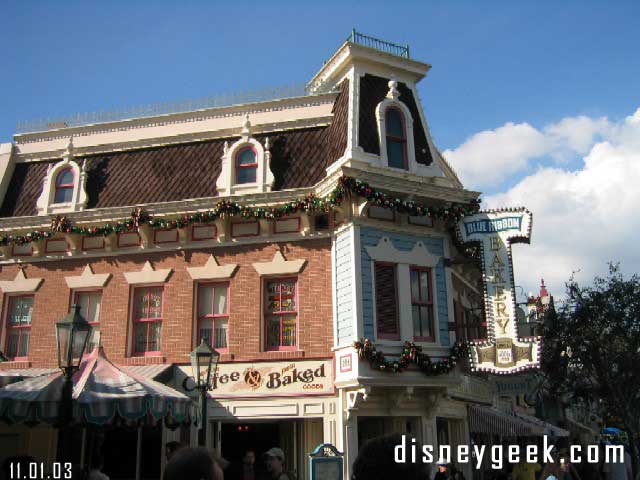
(235, 147), (258, 184)
(36, 137), (89, 215)
(54, 168), (75, 203)
(385, 107), (407, 170)
(216, 115), (274, 196)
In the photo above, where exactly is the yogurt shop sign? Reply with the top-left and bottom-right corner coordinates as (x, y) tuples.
(178, 359), (334, 398)
(456, 208), (541, 375)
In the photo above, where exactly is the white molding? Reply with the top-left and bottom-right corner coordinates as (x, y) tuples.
(186, 255), (238, 281)
(216, 116), (274, 196)
(35, 138), (89, 216)
(123, 261), (172, 285)
(65, 265), (111, 289)
(252, 251), (306, 276)
(0, 269), (43, 293)
(365, 237), (440, 267)
(375, 88), (417, 172)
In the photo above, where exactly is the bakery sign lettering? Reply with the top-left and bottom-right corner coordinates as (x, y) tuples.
(179, 359), (334, 397)
(456, 208), (541, 374)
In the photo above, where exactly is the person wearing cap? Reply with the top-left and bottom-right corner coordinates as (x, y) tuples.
(433, 461), (448, 480)
(264, 447), (289, 480)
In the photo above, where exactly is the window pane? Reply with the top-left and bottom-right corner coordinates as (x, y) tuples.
(214, 287), (227, 315)
(89, 293), (102, 323)
(410, 270), (419, 301)
(280, 281), (296, 311)
(386, 109), (404, 137)
(76, 293), (90, 319)
(387, 140), (405, 169)
(412, 305), (421, 337)
(148, 321), (162, 351)
(134, 323), (147, 352)
(87, 329), (100, 352)
(199, 285), (213, 316)
(6, 332), (19, 357)
(237, 166), (257, 184)
(267, 317), (281, 347)
(281, 315), (296, 346)
(57, 169), (74, 185)
(136, 288), (162, 319)
(199, 318), (213, 346)
(10, 297), (33, 325)
(420, 271), (430, 301)
(54, 186), (73, 203)
(18, 331), (29, 357)
(420, 306), (431, 338)
(266, 281), (280, 313)
(237, 149), (256, 165)
(147, 289), (162, 318)
(214, 319), (228, 348)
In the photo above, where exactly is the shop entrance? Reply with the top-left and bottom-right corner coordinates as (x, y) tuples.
(219, 418), (322, 480)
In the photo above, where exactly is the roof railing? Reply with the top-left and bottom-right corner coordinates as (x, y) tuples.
(346, 29), (410, 59)
(16, 82), (313, 135)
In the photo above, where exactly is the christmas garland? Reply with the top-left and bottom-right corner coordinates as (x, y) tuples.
(353, 338), (468, 376)
(0, 176), (481, 246)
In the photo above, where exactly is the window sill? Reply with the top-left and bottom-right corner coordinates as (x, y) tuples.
(0, 360), (31, 369)
(125, 355), (166, 366)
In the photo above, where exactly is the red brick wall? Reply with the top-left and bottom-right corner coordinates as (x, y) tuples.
(0, 239), (333, 368)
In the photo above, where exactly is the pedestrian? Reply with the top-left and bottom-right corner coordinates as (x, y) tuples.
(227, 448), (257, 480)
(511, 456), (541, 480)
(351, 433), (426, 480)
(264, 448), (290, 480)
(165, 441), (185, 462)
(87, 454), (109, 480)
(433, 461), (448, 480)
(163, 447), (224, 480)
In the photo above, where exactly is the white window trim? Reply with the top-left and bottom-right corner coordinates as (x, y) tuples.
(375, 98), (417, 173)
(65, 265), (111, 289)
(366, 237), (441, 346)
(36, 138), (89, 215)
(216, 116), (274, 196)
(127, 282), (166, 357)
(0, 269), (43, 294)
(187, 255), (238, 281)
(124, 261), (172, 285)
(252, 251), (306, 276)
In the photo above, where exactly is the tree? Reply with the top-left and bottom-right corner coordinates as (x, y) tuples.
(541, 264), (640, 477)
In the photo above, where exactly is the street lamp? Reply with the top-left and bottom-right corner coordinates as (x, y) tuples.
(55, 304), (92, 462)
(190, 340), (220, 447)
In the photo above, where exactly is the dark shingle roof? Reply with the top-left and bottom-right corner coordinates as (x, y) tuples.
(358, 74), (433, 166)
(0, 82), (350, 218)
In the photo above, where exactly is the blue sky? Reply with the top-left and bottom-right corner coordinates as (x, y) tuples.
(2, 1), (639, 296)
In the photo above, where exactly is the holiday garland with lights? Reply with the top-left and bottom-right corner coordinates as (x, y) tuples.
(0, 176), (481, 246)
(353, 338), (468, 376)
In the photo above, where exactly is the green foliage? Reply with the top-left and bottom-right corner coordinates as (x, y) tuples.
(541, 264), (640, 431)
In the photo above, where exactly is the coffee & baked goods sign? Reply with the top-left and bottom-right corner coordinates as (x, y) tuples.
(178, 359), (334, 398)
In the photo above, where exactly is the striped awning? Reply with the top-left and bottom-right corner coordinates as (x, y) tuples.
(0, 347), (191, 426)
(468, 404), (544, 437)
(0, 369), (57, 387)
(126, 364), (173, 381)
(514, 411), (569, 437)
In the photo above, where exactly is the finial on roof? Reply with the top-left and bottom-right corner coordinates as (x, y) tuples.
(540, 278), (549, 298)
(64, 137), (74, 158)
(386, 76), (400, 100)
(241, 114), (251, 136)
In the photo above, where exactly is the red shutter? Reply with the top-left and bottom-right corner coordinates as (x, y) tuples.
(375, 263), (399, 338)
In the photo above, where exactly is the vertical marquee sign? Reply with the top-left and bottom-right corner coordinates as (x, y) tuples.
(456, 208), (541, 374)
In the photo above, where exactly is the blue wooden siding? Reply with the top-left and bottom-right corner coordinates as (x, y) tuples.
(360, 228), (450, 346)
(335, 230), (354, 346)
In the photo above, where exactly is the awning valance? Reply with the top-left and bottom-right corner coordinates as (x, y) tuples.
(468, 405), (543, 437)
(513, 411), (569, 437)
(0, 347), (190, 426)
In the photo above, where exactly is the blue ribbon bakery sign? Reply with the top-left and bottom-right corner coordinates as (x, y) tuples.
(456, 208), (541, 375)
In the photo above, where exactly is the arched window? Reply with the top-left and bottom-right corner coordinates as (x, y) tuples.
(385, 107), (407, 170)
(54, 168), (74, 203)
(235, 147), (258, 184)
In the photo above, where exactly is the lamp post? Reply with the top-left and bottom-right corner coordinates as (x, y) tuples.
(190, 340), (219, 447)
(55, 304), (92, 462)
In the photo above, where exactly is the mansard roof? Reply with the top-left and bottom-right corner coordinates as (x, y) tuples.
(0, 82), (349, 218)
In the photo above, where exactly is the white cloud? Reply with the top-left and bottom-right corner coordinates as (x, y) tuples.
(443, 114), (612, 189)
(481, 108), (640, 299)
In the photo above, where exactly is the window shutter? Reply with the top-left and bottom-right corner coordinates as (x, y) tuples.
(375, 263), (399, 337)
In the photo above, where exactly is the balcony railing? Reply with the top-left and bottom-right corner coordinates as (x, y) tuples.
(346, 29), (410, 59)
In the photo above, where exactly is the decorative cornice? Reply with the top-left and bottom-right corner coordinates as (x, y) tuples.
(65, 265), (111, 289)
(252, 251), (306, 276)
(0, 269), (43, 293)
(124, 261), (172, 285)
(365, 237), (440, 267)
(187, 255), (238, 281)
